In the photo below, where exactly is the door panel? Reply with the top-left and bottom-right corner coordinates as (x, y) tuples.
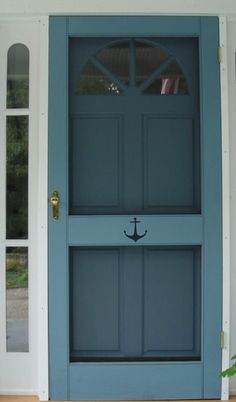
(70, 115), (123, 213)
(70, 248), (120, 354)
(70, 246), (200, 362)
(144, 248), (200, 357)
(49, 17), (222, 400)
(144, 116), (196, 210)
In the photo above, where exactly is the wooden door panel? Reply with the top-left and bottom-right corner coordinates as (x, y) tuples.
(144, 248), (200, 357)
(70, 248), (120, 356)
(144, 116), (198, 212)
(70, 115), (123, 213)
(70, 246), (201, 361)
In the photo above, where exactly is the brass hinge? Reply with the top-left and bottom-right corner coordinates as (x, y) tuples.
(218, 46), (223, 64)
(221, 331), (225, 349)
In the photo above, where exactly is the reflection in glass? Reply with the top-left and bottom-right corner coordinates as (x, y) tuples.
(7, 44), (29, 108)
(96, 41), (129, 85)
(6, 247), (28, 352)
(77, 62), (122, 95)
(144, 61), (189, 95)
(6, 116), (28, 239)
(136, 41), (168, 86)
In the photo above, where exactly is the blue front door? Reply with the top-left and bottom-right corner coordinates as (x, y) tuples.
(49, 17), (222, 400)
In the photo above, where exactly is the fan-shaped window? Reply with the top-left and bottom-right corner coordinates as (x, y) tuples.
(143, 61), (188, 95)
(7, 44), (29, 108)
(96, 41), (129, 85)
(76, 39), (189, 96)
(136, 41), (169, 86)
(77, 61), (122, 95)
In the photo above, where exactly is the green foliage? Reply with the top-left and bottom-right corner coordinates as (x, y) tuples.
(6, 115), (28, 239)
(6, 270), (28, 289)
(7, 79), (29, 108)
(6, 252), (28, 289)
(221, 355), (236, 378)
(77, 78), (120, 95)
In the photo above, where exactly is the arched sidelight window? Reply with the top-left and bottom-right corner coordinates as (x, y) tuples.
(5, 43), (29, 353)
(76, 40), (189, 96)
(7, 43), (29, 108)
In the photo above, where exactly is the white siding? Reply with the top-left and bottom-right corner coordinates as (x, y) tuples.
(0, 0), (235, 16)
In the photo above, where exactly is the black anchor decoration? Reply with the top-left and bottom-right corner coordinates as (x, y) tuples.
(124, 217), (147, 243)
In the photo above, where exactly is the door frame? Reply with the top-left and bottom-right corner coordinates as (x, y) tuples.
(48, 16), (223, 400)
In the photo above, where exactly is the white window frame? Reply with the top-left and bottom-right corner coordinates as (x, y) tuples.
(0, 18), (43, 396)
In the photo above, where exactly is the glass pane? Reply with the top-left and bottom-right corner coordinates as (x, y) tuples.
(144, 61), (189, 95)
(96, 41), (129, 85)
(77, 61), (122, 95)
(6, 247), (28, 352)
(6, 116), (28, 239)
(7, 44), (29, 108)
(136, 41), (168, 86)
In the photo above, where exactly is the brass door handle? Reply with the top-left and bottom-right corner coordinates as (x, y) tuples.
(50, 191), (60, 220)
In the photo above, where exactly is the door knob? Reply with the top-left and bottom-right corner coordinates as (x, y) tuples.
(50, 191), (60, 220)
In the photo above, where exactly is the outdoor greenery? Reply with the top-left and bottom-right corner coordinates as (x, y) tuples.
(77, 77), (121, 95)
(7, 78), (29, 108)
(6, 251), (28, 289)
(6, 115), (28, 239)
(222, 355), (236, 378)
(5, 47), (29, 291)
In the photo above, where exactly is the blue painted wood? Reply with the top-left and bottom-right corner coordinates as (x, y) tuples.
(144, 248), (200, 356)
(68, 16), (201, 36)
(48, 17), (69, 401)
(49, 16), (222, 400)
(68, 215), (203, 246)
(69, 363), (203, 400)
(70, 246), (200, 360)
(70, 114), (123, 212)
(70, 248), (120, 354)
(70, 113), (198, 214)
(199, 17), (222, 398)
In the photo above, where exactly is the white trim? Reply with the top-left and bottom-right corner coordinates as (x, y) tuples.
(225, 17), (236, 397)
(5, 109), (30, 115)
(220, 16), (231, 401)
(37, 15), (49, 402)
(5, 240), (30, 246)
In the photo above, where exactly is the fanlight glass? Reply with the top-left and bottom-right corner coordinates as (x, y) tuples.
(77, 61), (122, 95)
(76, 40), (188, 96)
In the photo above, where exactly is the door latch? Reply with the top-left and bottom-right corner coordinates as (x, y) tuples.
(50, 191), (60, 220)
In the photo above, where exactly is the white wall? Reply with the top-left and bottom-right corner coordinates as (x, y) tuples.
(0, 0), (235, 16)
